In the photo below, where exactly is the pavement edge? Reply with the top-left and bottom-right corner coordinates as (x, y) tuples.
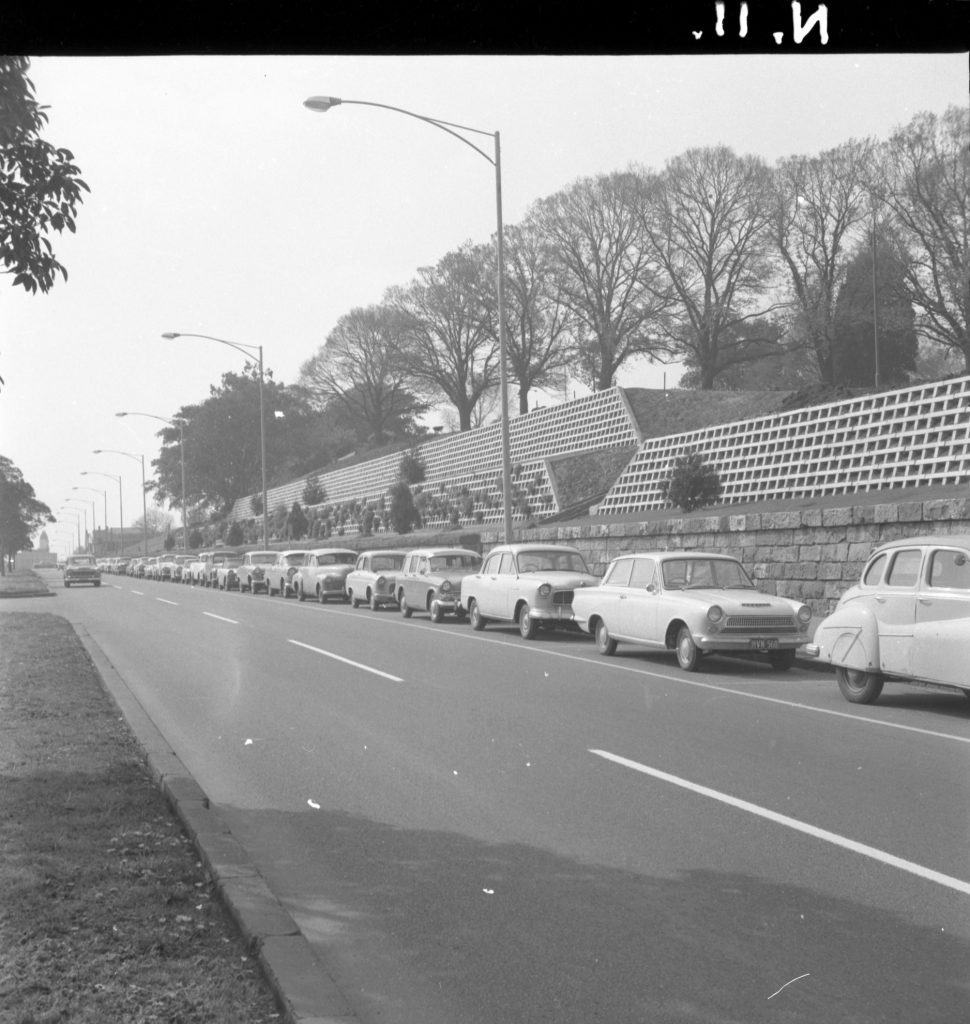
(70, 619), (358, 1024)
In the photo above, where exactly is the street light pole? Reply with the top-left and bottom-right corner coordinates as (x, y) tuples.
(162, 332), (268, 548)
(81, 471), (123, 555)
(73, 487), (106, 552)
(94, 450), (148, 555)
(117, 412), (189, 551)
(67, 497), (95, 553)
(871, 204), (880, 390)
(303, 95), (514, 543)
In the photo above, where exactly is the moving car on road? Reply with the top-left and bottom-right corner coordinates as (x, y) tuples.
(397, 547), (481, 622)
(294, 548), (357, 603)
(63, 554), (101, 588)
(346, 549), (407, 610)
(806, 535), (970, 703)
(463, 543), (599, 639)
(572, 551), (812, 671)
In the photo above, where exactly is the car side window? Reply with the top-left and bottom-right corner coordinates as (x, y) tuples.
(482, 553), (501, 574)
(498, 553), (515, 575)
(885, 549), (923, 588)
(928, 549), (970, 590)
(862, 553), (888, 586)
(604, 558), (634, 587)
(629, 558), (657, 590)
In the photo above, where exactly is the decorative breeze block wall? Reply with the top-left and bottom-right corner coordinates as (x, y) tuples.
(596, 375), (970, 515)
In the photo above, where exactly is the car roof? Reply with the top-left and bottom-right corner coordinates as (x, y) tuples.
(358, 548), (408, 556)
(490, 543), (582, 554)
(306, 547), (357, 555)
(277, 549), (309, 555)
(407, 547), (479, 556)
(872, 535), (970, 552)
(610, 551), (741, 560)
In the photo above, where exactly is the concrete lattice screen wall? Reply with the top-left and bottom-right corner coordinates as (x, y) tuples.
(230, 374), (970, 545)
(597, 375), (970, 514)
(229, 387), (643, 531)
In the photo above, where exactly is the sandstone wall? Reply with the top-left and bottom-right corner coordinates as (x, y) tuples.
(480, 493), (970, 617)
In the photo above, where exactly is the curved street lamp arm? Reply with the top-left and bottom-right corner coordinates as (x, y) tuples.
(162, 332), (261, 362)
(305, 97), (496, 167)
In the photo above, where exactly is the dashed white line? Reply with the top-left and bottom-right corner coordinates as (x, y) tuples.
(287, 639), (403, 682)
(156, 598), (178, 606)
(203, 612), (239, 624)
(131, 590), (144, 596)
(590, 748), (970, 896)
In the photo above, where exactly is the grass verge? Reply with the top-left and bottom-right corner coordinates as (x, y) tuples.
(0, 611), (282, 1024)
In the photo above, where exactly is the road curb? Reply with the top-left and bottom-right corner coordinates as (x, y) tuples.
(70, 619), (358, 1024)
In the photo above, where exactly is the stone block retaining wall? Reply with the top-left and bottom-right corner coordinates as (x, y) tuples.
(480, 493), (970, 618)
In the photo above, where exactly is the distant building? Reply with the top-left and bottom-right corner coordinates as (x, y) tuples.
(15, 530), (58, 570)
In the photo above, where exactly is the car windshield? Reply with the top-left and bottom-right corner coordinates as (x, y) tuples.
(68, 556), (96, 566)
(222, 558), (243, 568)
(249, 552), (276, 563)
(371, 554), (405, 571)
(318, 553), (355, 565)
(661, 558), (756, 590)
(516, 550), (589, 573)
(283, 554), (305, 565)
(429, 554), (481, 571)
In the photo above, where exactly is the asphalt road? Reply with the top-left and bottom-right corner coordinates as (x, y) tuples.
(42, 570), (970, 1024)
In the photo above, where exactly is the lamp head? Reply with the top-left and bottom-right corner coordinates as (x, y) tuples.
(304, 96), (341, 113)
(161, 332), (180, 339)
(92, 450), (102, 454)
(115, 412), (128, 418)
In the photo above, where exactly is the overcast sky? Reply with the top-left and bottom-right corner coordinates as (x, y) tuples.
(3, 50), (966, 554)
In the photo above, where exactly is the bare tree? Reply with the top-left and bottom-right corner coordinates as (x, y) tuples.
(298, 305), (424, 444)
(391, 242), (498, 432)
(640, 147), (780, 390)
(494, 220), (576, 413)
(770, 139), (875, 383)
(531, 171), (671, 391)
(874, 105), (969, 371)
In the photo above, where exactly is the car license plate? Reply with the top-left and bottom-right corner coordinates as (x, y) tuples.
(749, 639), (779, 650)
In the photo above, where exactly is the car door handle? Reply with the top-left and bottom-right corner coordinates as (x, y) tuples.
(918, 598), (932, 605)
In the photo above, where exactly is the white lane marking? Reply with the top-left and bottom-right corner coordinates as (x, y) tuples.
(287, 639), (403, 682)
(132, 590), (144, 596)
(203, 612), (239, 624)
(427, 628), (970, 745)
(156, 598), (178, 606)
(590, 749), (970, 896)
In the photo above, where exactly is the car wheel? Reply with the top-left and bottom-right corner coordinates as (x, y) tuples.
(676, 626), (701, 672)
(429, 599), (444, 623)
(318, 587), (326, 604)
(768, 649), (796, 671)
(369, 591), (381, 611)
(400, 593), (413, 618)
(595, 619), (617, 656)
(518, 603), (538, 640)
(468, 600), (486, 631)
(349, 589), (359, 608)
(297, 584), (306, 602)
(836, 666), (884, 704)
(64, 581), (70, 588)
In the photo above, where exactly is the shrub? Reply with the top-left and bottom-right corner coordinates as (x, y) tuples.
(388, 481), (420, 534)
(226, 521), (244, 546)
(660, 449), (722, 512)
(302, 474), (325, 506)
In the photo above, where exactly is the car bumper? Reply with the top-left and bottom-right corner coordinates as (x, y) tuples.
(526, 605), (576, 623)
(695, 633), (810, 652)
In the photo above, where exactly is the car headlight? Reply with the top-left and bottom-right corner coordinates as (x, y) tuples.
(440, 580), (453, 593)
(287, 566), (297, 576)
(375, 575), (386, 588)
(538, 583), (552, 598)
(707, 605), (724, 624)
(797, 604), (813, 625)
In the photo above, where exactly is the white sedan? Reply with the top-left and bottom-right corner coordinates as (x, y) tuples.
(806, 535), (970, 703)
(572, 551), (812, 671)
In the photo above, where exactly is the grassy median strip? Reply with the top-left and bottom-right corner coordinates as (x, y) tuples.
(0, 612), (281, 1023)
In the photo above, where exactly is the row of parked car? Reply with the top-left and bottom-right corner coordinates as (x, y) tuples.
(106, 535), (970, 706)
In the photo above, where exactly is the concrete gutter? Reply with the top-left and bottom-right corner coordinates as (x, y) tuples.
(71, 620), (358, 1024)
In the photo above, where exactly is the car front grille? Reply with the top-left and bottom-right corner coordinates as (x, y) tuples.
(553, 591), (574, 605)
(722, 615), (796, 634)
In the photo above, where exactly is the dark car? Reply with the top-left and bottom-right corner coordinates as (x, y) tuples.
(63, 554), (101, 588)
